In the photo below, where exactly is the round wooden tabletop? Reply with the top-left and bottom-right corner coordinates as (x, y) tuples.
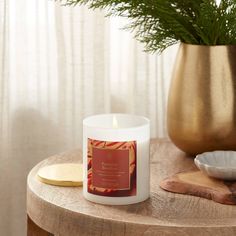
(27, 139), (236, 236)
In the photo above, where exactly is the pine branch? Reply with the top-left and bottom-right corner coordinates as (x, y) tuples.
(57, 0), (236, 53)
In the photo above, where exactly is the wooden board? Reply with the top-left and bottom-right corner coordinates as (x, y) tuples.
(27, 139), (236, 236)
(160, 171), (236, 205)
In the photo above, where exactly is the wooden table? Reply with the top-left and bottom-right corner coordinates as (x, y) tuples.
(27, 139), (236, 236)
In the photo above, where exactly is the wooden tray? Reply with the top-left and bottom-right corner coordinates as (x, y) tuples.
(160, 171), (236, 205)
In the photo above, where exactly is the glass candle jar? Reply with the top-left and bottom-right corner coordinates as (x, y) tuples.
(83, 113), (150, 205)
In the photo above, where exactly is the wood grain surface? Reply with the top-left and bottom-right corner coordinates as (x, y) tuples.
(160, 171), (236, 205)
(27, 216), (53, 236)
(27, 139), (236, 236)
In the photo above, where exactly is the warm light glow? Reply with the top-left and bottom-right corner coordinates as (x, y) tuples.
(112, 115), (118, 129)
(216, 0), (221, 6)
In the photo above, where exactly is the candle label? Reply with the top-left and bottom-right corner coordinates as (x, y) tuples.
(87, 139), (137, 197)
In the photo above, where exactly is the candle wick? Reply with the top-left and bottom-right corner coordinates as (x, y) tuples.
(113, 116), (118, 129)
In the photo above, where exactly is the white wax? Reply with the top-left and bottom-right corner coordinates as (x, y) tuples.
(83, 113), (150, 205)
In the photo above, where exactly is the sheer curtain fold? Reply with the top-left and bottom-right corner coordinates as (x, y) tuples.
(0, 0), (177, 235)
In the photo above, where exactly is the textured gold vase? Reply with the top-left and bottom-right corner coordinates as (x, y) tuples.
(167, 43), (236, 155)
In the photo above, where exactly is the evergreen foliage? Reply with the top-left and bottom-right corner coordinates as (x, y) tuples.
(58, 0), (236, 53)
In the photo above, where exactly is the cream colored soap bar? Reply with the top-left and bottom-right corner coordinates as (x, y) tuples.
(37, 163), (83, 187)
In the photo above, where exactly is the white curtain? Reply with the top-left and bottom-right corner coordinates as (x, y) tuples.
(0, 0), (178, 235)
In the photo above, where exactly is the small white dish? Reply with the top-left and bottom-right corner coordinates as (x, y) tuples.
(194, 151), (236, 180)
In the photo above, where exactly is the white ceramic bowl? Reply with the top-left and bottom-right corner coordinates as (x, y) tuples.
(194, 151), (236, 180)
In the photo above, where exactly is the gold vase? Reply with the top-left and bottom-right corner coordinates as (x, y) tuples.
(167, 43), (236, 155)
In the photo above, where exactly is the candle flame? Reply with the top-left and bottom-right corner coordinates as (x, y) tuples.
(112, 115), (118, 129)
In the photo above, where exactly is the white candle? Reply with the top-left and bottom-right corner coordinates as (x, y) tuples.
(83, 113), (150, 205)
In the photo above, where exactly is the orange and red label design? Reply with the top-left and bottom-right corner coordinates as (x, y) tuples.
(87, 139), (137, 197)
